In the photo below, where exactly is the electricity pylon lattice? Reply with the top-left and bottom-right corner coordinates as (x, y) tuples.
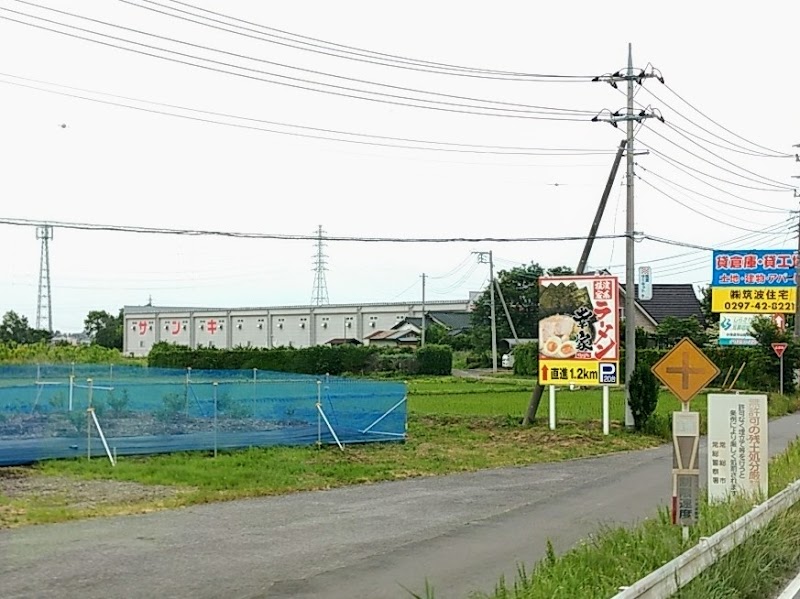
(311, 225), (330, 306)
(36, 225), (53, 332)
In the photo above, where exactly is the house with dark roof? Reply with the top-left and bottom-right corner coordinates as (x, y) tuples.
(621, 283), (704, 332)
(363, 328), (420, 347)
(393, 311), (473, 337)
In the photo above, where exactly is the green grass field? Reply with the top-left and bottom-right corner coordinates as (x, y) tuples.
(2, 375), (798, 529)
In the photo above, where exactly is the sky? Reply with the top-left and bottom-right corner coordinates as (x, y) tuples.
(0, 0), (797, 333)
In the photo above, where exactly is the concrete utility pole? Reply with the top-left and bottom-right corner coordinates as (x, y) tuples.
(474, 251), (498, 372)
(623, 44), (637, 428)
(421, 273), (427, 347)
(590, 44), (663, 429)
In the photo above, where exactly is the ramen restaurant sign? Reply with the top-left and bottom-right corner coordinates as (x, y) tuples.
(538, 275), (620, 386)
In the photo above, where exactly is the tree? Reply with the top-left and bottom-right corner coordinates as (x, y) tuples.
(470, 263), (573, 354)
(749, 316), (798, 394)
(84, 309), (123, 350)
(699, 286), (720, 327)
(424, 323), (450, 345)
(0, 311), (52, 344)
(652, 316), (708, 348)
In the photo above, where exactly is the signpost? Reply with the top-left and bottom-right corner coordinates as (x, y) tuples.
(707, 393), (768, 503)
(772, 342), (788, 396)
(638, 266), (653, 301)
(652, 337), (720, 540)
(718, 313), (759, 346)
(711, 249), (798, 314)
(537, 275), (619, 433)
(772, 313), (787, 332)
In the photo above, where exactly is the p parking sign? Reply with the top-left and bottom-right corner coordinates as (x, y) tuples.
(599, 362), (617, 384)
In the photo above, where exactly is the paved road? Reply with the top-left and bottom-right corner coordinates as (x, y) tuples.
(2, 412), (799, 599)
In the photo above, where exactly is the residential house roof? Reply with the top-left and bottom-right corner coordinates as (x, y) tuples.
(621, 283), (704, 325)
(323, 338), (362, 346)
(393, 311), (472, 335)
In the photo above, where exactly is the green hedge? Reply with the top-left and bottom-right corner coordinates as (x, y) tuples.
(147, 342), (453, 376)
(416, 345), (453, 375)
(511, 341), (793, 393)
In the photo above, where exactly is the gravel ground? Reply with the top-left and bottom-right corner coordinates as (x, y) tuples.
(0, 467), (184, 512)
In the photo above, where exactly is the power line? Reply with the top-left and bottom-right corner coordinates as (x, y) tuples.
(14, 0), (597, 116)
(639, 85), (792, 158)
(638, 176), (783, 233)
(664, 121), (790, 159)
(636, 164), (787, 213)
(0, 7), (593, 121)
(0, 217), (630, 243)
(645, 150), (795, 205)
(123, 0), (596, 81)
(663, 83), (790, 157)
(641, 122), (794, 190)
(640, 123), (794, 190)
(0, 75), (617, 157)
(641, 143), (794, 192)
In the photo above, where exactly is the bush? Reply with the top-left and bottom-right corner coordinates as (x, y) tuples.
(629, 360), (660, 431)
(512, 342), (537, 376)
(416, 345), (453, 375)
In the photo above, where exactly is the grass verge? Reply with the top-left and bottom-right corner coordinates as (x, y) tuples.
(462, 436), (800, 599)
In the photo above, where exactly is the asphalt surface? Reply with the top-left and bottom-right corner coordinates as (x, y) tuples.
(2, 411), (799, 599)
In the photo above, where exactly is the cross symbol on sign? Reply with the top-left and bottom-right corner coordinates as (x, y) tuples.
(651, 337), (720, 403)
(665, 352), (706, 390)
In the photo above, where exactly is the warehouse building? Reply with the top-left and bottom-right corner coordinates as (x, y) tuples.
(123, 298), (472, 357)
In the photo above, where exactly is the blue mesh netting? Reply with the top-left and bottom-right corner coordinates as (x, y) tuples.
(0, 365), (407, 465)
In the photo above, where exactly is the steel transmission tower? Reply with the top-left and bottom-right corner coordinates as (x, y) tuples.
(35, 225), (54, 332)
(311, 225), (330, 306)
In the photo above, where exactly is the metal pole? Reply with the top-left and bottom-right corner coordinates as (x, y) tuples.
(548, 385), (556, 430)
(780, 354), (785, 396)
(794, 211), (800, 338)
(253, 367), (257, 417)
(213, 382), (218, 458)
(87, 378), (93, 461)
(421, 273), (426, 347)
(68, 374), (74, 412)
(624, 42), (637, 429)
(602, 385), (610, 435)
(489, 250), (498, 373)
(316, 380), (322, 448)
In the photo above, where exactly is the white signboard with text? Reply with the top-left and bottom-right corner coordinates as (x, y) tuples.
(707, 393), (768, 503)
(718, 313), (758, 346)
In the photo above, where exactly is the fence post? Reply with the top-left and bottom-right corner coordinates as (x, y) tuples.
(68, 374), (75, 412)
(253, 368), (257, 417)
(185, 367), (192, 416)
(87, 378), (93, 460)
(316, 380), (322, 448)
(213, 382), (218, 458)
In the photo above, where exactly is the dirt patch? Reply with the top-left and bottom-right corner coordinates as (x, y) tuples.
(0, 467), (187, 511)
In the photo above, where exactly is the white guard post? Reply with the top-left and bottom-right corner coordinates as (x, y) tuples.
(549, 385), (556, 430)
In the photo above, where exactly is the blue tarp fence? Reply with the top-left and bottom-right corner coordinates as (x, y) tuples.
(0, 365), (407, 466)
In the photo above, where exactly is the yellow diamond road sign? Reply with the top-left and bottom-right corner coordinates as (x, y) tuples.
(651, 338), (720, 403)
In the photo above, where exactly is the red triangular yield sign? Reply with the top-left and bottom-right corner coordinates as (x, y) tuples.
(772, 342), (788, 358)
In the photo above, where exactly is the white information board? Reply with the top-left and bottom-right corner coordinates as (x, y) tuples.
(707, 393), (768, 503)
